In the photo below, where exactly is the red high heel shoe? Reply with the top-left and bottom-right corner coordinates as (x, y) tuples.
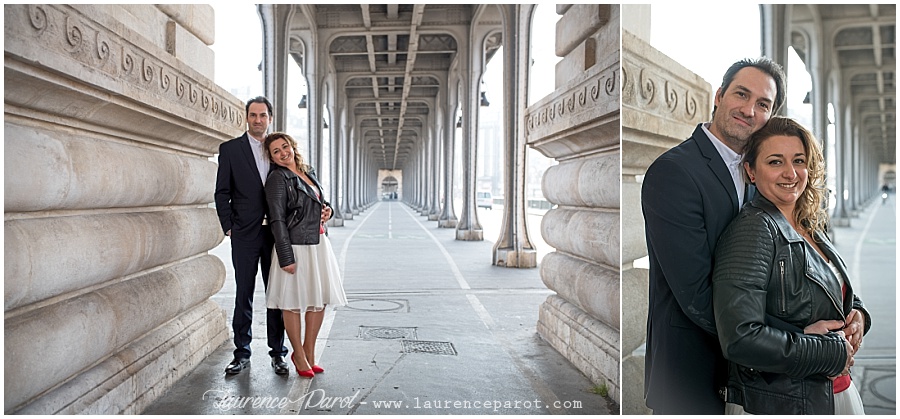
(290, 352), (315, 378)
(312, 365), (324, 374)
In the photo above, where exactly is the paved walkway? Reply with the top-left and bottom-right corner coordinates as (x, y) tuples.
(144, 201), (617, 415)
(831, 194), (897, 415)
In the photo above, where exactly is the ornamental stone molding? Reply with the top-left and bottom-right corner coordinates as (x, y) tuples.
(6, 4), (243, 151)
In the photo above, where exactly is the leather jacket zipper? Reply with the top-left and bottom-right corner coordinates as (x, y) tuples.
(779, 260), (786, 314)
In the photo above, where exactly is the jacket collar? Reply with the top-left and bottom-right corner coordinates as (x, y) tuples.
(692, 124), (740, 212)
(749, 194), (804, 243)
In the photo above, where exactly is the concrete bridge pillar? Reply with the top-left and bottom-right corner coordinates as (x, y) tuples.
(526, 3), (621, 405)
(4, 4), (233, 413)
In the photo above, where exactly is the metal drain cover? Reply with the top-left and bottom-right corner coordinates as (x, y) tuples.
(400, 340), (457, 356)
(339, 298), (409, 313)
(358, 326), (417, 340)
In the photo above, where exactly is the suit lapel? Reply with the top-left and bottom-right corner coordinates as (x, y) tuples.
(239, 133), (263, 186)
(692, 126), (739, 212)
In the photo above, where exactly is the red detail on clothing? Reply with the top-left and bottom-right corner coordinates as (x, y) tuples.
(834, 283), (851, 394)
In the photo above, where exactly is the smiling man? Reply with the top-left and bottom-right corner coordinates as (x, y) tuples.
(640, 58), (785, 414)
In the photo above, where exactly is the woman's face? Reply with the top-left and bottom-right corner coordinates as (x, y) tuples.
(744, 134), (809, 212)
(268, 137), (295, 168)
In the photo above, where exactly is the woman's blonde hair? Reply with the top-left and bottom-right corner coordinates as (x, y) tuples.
(264, 132), (310, 173)
(743, 117), (828, 236)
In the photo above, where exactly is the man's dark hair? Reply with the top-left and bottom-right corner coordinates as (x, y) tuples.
(711, 57), (786, 118)
(245, 96), (273, 117)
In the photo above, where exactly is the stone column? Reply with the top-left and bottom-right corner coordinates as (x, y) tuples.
(328, 101), (344, 226)
(341, 116), (357, 220)
(620, 29), (711, 413)
(528, 4), (620, 405)
(455, 13), (485, 241)
(259, 5), (295, 133)
(428, 111), (442, 221)
(493, 4), (537, 268)
(438, 77), (460, 228)
(4, 4), (230, 414)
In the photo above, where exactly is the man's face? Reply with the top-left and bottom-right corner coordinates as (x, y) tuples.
(247, 102), (271, 139)
(710, 67), (777, 152)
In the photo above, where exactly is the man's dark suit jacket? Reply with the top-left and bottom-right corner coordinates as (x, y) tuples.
(641, 124), (742, 414)
(215, 133), (267, 241)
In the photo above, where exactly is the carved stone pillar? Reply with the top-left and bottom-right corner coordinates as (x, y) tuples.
(4, 4), (229, 413)
(620, 30), (711, 413)
(528, 3), (620, 405)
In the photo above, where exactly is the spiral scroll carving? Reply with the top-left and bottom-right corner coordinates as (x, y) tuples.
(65, 16), (82, 47)
(96, 34), (110, 61)
(160, 70), (170, 90)
(639, 69), (655, 104)
(28, 5), (47, 32)
(122, 49), (134, 74)
(664, 81), (678, 112)
(605, 70), (616, 95)
(142, 59), (154, 82)
(175, 77), (185, 98)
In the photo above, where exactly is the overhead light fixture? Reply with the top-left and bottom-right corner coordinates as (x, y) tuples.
(323, 119), (329, 129)
(802, 91), (811, 104)
(456, 116), (462, 128)
(480, 91), (490, 107)
(298, 94), (307, 109)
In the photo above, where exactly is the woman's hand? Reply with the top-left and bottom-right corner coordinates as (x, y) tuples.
(843, 309), (865, 353)
(282, 263), (296, 274)
(835, 330), (854, 377)
(803, 319), (844, 335)
(321, 206), (333, 223)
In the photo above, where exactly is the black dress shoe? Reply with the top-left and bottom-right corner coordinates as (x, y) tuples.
(225, 357), (250, 374)
(271, 356), (289, 375)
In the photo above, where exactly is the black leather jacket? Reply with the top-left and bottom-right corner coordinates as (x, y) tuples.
(712, 195), (871, 414)
(264, 166), (330, 268)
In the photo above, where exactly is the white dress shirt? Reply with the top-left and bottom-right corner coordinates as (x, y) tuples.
(247, 133), (270, 185)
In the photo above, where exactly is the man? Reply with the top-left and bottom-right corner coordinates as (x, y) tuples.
(214, 96), (289, 375)
(641, 58), (785, 414)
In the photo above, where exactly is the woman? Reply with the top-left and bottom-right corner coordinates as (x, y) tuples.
(712, 117), (871, 414)
(263, 132), (347, 378)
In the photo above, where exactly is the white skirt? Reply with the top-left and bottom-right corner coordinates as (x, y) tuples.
(266, 234), (348, 313)
(725, 380), (865, 415)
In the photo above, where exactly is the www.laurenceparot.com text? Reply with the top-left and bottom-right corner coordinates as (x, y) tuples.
(202, 389), (584, 412)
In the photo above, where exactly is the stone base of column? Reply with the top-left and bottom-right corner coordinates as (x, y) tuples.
(352, 209), (360, 215)
(537, 294), (620, 405)
(427, 214), (439, 221)
(438, 218), (458, 228)
(493, 247), (537, 268)
(342, 212), (354, 221)
(455, 229), (483, 241)
(327, 218), (344, 227)
(14, 301), (227, 414)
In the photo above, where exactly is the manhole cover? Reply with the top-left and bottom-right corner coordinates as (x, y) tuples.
(400, 340), (457, 356)
(358, 326), (417, 340)
(338, 299), (409, 313)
